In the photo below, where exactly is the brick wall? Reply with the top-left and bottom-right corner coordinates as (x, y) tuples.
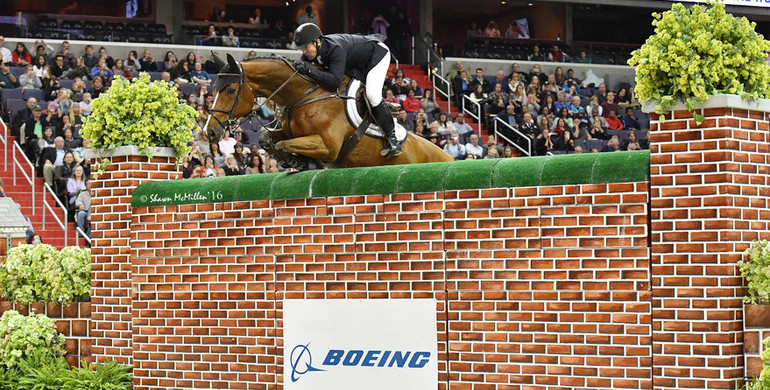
(744, 305), (770, 379)
(128, 182), (650, 390)
(89, 147), (179, 364)
(648, 95), (770, 389)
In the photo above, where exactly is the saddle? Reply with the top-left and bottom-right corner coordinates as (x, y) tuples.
(343, 79), (407, 143)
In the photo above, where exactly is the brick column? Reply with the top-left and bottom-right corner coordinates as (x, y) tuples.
(648, 95), (770, 389)
(89, 146), (179, 364)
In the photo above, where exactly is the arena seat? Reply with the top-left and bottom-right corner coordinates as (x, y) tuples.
(1, 88), (23, 101)
(22, 89), (43, 102)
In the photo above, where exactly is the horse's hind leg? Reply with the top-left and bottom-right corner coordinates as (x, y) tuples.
(259, 131), (316, 171)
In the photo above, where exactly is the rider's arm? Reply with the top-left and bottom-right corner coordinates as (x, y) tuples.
(306, 45), (345, 90)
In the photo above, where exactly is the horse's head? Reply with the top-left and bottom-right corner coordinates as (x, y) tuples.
(204, 53), (258, 144)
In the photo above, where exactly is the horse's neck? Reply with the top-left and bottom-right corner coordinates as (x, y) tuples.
(242, 60), (348, 106)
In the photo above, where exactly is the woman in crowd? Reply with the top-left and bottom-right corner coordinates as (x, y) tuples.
(79, 93), (93, 116)
(70, 78), (86, 102)
(409, 79), (423, 98)
(534, 128), (553, 156)
(551, 108), (573, 131)
(56, 151), (78, 190)
(140, 49), (157, 72)
(503, 146), (514, 158)
(524, 90), (540, 115)
(551, 117), (569, 137)
(164, 51), (177, 72)
(485, 146), (499, 159)
(510, 85), (527, 111)
(62, 127), (81, 150)
(12, 43), (32, 66)
(246, 154), (265, 174)
(421, 89), (437, 114)
(507, 73), (523, 93)
(175, 60), (192, 84)
(233, 143), (248, 168)
(62, 57), (89, 80)
(89, 76), (105, 99)
(66, 165), (87, 205)
(554, 67), (565, 87)
(554, 129), (574, 152)
(90, 58), (114, 81)
(203, 155), (219, 177)
(125, 50), (141, 73)
(33, 55), (47, 77)
(209, 142), (225, 167)
(223, 154), (245, 176)
(113, 58), (133, 80)
(37, 126), (55, 155)
(42, 75), (60, 101)
(56, 89), (73, 116)
(402, 89), (421, 113)
(436, 112), (456, 137)
(19, 64), (41, 89)
(542, 94), (557, 115)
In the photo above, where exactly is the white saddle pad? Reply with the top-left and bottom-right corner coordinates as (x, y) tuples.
(344, 79), (407, 143)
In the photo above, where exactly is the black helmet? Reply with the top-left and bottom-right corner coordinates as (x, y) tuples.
(294, 23), (322, 48)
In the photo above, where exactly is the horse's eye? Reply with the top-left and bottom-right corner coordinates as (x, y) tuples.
(227, 87), (236, 94)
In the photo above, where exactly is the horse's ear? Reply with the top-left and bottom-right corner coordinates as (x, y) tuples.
(226, 53), (239, 74)
(211, 51), (225, 70)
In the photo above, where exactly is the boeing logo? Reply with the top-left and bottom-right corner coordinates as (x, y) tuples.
(289, 343), (432, 382)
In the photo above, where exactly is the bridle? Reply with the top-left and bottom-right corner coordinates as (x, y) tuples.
(206, 56), (336, 136)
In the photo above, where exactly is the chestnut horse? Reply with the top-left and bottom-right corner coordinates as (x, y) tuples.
(204, 54), (453, 169)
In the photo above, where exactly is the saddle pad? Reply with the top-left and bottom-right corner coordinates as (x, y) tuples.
(344, 79), (407, 143)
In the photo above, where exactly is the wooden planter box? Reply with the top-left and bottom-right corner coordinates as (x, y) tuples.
(744, 303), (770, 378)
(0, 300), (92, 367)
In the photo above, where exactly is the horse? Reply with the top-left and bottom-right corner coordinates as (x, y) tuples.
(204, 54), (454, 170)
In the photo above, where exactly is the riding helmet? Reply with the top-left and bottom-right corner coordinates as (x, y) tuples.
(294, 23), (322, 47)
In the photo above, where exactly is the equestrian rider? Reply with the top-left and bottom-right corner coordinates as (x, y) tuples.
(293, 23), (402, 158)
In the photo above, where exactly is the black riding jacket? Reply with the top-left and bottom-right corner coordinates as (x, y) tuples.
(301, 33), (386, 90)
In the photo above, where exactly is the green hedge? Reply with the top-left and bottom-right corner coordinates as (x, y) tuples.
(132, 150), (650, 207)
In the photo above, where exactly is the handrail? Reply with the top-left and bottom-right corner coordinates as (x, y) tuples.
(461, 95), (482, 133)
(76, 226), (91, 247)
(493, 117), (532, 157)
(1, 117), (7, 172)
(431, 73), (452, 115)
(11, 140), (36, 214)
(42, 182), (68, 247)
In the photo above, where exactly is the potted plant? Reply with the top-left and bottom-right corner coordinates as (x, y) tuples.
(739, 240), (770, 325)
(628, 2), (770, 122)
(80, 72), (197, 173)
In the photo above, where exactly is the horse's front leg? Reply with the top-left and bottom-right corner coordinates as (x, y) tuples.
(276, 134), (333, 161)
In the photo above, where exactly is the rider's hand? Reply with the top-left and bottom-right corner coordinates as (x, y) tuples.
(296, 61), (312, 76)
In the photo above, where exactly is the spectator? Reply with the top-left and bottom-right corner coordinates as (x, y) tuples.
(467, 84), (487, 117)
(12, 97), (36, 136)
(414, 111), (429, 130)
(50, 55), (67, 78)
(55, 151), (78, 193)
(594, 83), (609, 103)
(590, 109), (608, 131)
(243, 50), (258, 61)
(444, 134), (466, 160)
(232, 143), (248, 168)
(112, 59), (132, 80)
(298, 5), (319, 26)
(622, 132), (643, 151)
(452, 70), (472, 107)
(27, 233), (42, 246)
(586, 95), (602, 117)
(41, 136), (66, 186)
(621, 108), (641, 130)
(446, 61), (464, 82)
(572, 117), (589, 140)
(576, 51), (590, 63)
(209, 142), (225, 167)
(606, 110), (624, 130)
(384, 89), (402, 109)
(89, 77), (105, 99)
(465, 134), (484, 159)
(467, 21), (482, 38)
(75, 181), (91, 238)
(22, 104), (47, 147)
(436, 112), (456, 137)
(246, 154), (265, 174)
(98, 47), (116, 69)
(139, 49), (158, 72)
(203, 155), (220, 177)
(32, 40), (54, 66)
(57, 43), (77, 69)
(0, 62), (17, 88)
(66, 165), (86, 205)
(32, 55), (47, 78)
(371, 13), (390, 37)
(82, 45), (98, 69)
(421, 89), (437, 113)
(601, 91), (619, 118)
(218, 129), (237, 155)
(503, 146), (514, 158)
(603, 135), (622, 152)
(552, 117), (569, 137)
(61, 57), (88, 80)
(223, 154), (245, 176)
(79, 93), (93, 116)
(588, 120), (608, 140)
(568, 96), (582, 115)
(425, 122), (444, 148)
(519, 112), (539, 154)
(62, 127), (81, 150)
(396, 109), (414, 132)
(528, 45), (545, 62)
(409, 79), (423, 97)
(616, 87), (634, 109)
(222, 26), (239, 47)
(485, 146), (499, 159)
(453, 112), (476, 145)
(249, 8), (269, 30)
(190, 62), (211, 85)
(18, 64), (41, 89)
(534, 128), (554, 156)
(470, 68), (492, 94)
(548, 45), (565, 62)
(0, 36), (10, 64)
(12, 42), (32, 66)
(90, 58), (113, 80)
(554, 130), (574, 152)
(484, 21), (501, 37)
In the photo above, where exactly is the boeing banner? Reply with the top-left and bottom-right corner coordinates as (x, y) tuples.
(283, 299), (438, 390)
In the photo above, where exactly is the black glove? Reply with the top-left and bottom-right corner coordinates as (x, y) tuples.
(296, 61), (312, 76)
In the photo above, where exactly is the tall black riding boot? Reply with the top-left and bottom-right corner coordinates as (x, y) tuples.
(372, 102), (402, 158)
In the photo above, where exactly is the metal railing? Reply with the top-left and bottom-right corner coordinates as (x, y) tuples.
(461, 95), (483, 133)
(492, 117), (532, 157)
(431, 73), (452, 115)
(42, 182), (68, 247)
(76, 225), (91, 247)
(1, 117), (7, 172)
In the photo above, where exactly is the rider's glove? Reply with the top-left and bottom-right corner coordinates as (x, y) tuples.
(296, 61), (312, 76)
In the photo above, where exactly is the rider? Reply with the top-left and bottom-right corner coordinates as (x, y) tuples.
(293, 23), (402, 158)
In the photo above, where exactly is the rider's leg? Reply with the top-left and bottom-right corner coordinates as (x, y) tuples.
(366, 42), (401, 158)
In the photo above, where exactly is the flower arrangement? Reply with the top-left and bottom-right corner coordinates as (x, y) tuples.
(0, 244), (91, 304)
(0, 311), (66, 370)
(81, 72), (196, 168)
(739, 240), (770, 304)
(628, 2), (770, 122)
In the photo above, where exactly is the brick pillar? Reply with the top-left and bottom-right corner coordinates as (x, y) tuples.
(648, 95), (770, 389)
(89, 146), (179, 364)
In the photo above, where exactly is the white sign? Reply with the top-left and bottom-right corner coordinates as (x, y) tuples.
(676, 0), (770, 8)
(283, 299), (438, 390)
